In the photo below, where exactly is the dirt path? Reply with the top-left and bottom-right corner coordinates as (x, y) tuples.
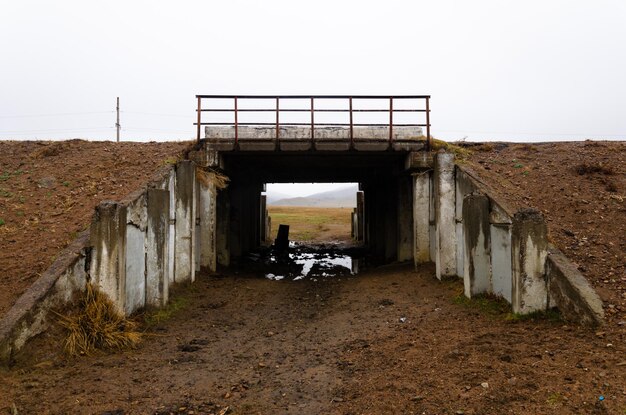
(1, 264), (624, 414)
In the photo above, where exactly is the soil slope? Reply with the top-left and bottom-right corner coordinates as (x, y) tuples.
(464, 141), (625, 324)
(0, 140), (191, 316)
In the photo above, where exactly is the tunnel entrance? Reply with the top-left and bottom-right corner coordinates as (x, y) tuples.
(265, 182), (358, 245)
(213, 151), (417, 268)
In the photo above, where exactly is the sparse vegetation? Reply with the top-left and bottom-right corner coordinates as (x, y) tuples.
(575, 162), (615, 176)
(0, 218), (5, 226)
(268, 206), (352, 242)
(55, 284), (142, 356)
(62, 180), (70, 187)
(430, 138), (473, 160)
(144, 295), (189, 327)
(453, 291), (561, 322)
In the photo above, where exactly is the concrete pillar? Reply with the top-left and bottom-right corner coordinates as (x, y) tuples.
(266, 214), (271, 243)
(174, 161), (195, 283)
(434, 153), (456, 279)
(462, 193), (491, 298)
(413, 171), (430, 265)
(490, 204), (513, 303)
(124, 194), (147, 314)
(89, 201), (127, 313)
(216, 188), (230, 267)
(198, 179), (217, 272)
(351, 210), (356, 239)
(356, 191), (364, 242)
(167, 169), (176, 287)
(511, 209), (549, 314)
(260, 195), (267, 243)
(146, 188), (169, 307)
(397, 176), (414, 262)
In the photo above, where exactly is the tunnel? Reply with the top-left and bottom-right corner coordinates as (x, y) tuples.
(215, 151), (417, 265)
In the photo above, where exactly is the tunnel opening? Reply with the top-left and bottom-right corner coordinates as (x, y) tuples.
(254, 182), (363, 280)
(214, 151), (416, 279)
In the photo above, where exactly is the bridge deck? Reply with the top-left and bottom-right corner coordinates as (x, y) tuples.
(205, 126), (426, 152)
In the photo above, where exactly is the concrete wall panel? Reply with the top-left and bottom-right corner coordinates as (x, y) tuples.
(462, 193), (491, 297)
(434, 153), (456, 279)
(413, 172), (430, 265)
(490, 224), (512, 302)
(146, 188), (170, 307)
(174, 161), (195, 282)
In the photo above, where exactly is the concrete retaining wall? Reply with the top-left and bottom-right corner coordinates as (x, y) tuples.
(426, 156), (604, 324)
(0, 158), (223, 365)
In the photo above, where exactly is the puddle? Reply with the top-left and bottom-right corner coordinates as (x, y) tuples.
(244, 243), (364, 281)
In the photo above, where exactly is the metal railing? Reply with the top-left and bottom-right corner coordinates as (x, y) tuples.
(194, 95), (431, 150)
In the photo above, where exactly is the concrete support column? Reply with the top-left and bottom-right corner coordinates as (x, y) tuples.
(434, 153), (456, 279)
(167, 169), (176, 287)
(198, 178), (217, 272)
(260, 194), (267, 243)
(89, 201), (127, 313)
(146, 188), (170, 307)
(511, 209), (549, 314)
(397, 176), (414, 262)
(174, 161), (195, 283)
(462, 193), (491, 298)
(356, 191), (364, 242)
(124, 194), (147, 314)
(413, 171), (431, 265)
(216, 188), (231, 267)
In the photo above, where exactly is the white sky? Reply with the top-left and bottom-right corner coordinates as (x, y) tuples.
(267, 183), (356, 198)
(1, 0), (625, 142)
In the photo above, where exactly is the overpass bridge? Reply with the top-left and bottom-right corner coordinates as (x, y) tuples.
(0, 95), (604, 363)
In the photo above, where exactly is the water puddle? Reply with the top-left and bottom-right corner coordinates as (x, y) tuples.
(245, 243), (364, 281)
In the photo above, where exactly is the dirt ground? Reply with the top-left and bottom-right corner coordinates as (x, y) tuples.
(0, 140), (625, 414)
(0, 140), (191, 316)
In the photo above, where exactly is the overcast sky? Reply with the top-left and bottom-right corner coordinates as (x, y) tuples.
(1, 0), (625, 144)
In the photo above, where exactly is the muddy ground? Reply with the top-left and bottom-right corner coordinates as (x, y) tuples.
(0, 140), (625, 414)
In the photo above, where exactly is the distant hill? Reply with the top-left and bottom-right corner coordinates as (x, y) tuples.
(266, 191), (292, 205)
(269, 184), (358, 207)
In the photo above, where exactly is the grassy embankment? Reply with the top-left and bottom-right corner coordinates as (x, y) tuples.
(268, 206), (352, 242)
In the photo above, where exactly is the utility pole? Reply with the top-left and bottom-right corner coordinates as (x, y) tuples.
(116, 97), (120, 142)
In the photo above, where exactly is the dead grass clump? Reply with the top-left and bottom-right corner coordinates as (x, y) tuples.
(430, 138), (473, 160)
(514, 143), (539, 152)
(474, 143), (495, 152)
(575, 163), (615, 176)
(56, 284), (142, 356)
(196, 167), (229, 190)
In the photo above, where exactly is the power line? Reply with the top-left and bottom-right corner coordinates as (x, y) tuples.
(0, 111), (113, 118)
(122, 111), (190, 118)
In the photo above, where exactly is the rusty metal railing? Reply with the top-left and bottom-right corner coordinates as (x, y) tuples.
(194, 95), (431, 151)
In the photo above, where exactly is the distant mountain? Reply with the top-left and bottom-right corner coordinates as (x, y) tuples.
(266, 191), (292, 204)
(270, 184), (358, 207)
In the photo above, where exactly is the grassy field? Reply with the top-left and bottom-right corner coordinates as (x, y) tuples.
(268, 206), (353, 242)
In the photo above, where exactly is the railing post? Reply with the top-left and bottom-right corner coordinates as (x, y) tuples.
(426, 96), (431, 151)
(389, 97), (394, 143)
(275, 97), (280, 141)
(349, 97), (353, 145)
(196, 96), (201, 142)
(234, 97), (238, 146)
(310, 97), (315, 142)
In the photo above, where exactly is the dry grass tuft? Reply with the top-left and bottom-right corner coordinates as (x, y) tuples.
(431, 138), (473, 160)
(56, 284), (142, 356)
(575, 162), (615, 176)
(196, 167), (229, 190)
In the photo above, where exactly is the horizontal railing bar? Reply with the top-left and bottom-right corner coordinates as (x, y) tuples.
(196, 122), (428, 127)
(196, 94), (430, 99)
(199, 108), (427, 113)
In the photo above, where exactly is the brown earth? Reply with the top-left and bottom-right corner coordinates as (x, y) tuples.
(463, 140), (625, 325)
(0, 140), (192, 317)
(0, 140), (625, 414)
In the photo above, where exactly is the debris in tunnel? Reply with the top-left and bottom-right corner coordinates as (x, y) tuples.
(274, 224), (290, 250)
